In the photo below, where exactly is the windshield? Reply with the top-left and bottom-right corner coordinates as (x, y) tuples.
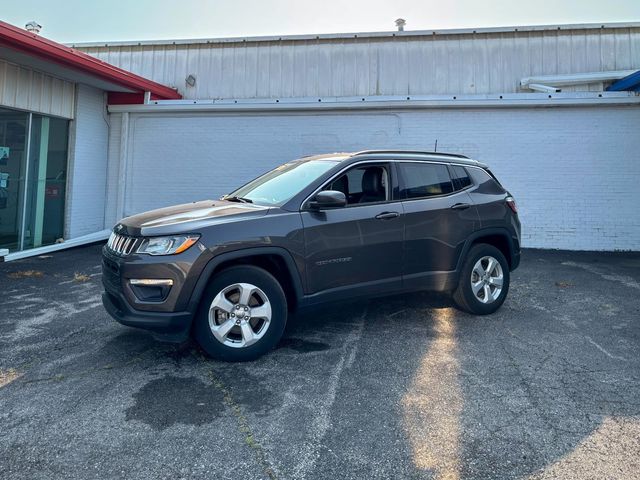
(225, 160), (338, 206)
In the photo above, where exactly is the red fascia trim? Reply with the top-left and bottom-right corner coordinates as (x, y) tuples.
(0, 20), (181, 100)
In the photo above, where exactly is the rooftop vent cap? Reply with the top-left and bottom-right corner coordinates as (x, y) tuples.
(25, 21), (42, 34)
(395, 18), (406, 32)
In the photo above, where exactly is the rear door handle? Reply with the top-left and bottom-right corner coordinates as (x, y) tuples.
(375, 211), (400, 220)
(450, 203), (471, 210)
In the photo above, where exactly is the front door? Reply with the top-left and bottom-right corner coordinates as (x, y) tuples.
(301, 163), (404, 295)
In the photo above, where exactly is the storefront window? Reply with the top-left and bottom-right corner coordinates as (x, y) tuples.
(0, 107), (69, 253)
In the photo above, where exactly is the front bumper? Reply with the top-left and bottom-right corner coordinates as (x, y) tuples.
(101, 245), (209, 341)
(102, 289), (192, 342)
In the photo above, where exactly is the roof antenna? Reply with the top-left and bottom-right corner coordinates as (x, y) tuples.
(434, 139), (438, 152)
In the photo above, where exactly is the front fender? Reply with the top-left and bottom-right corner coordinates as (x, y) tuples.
(185, 246), (305, 314)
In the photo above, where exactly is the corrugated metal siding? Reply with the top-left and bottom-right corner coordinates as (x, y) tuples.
(79, 27), (640, 99)
(0, 59), (75, 118)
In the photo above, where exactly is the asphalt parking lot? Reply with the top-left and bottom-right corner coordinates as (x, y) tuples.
(1, 244), (639, 479)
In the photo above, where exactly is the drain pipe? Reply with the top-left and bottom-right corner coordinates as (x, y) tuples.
(521, 69), (637, 92)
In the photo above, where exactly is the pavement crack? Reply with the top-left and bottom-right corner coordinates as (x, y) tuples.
(208, 369), (277, 480)
(292, 303), (368, 479)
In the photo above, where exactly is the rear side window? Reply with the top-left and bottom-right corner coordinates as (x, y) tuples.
(449, 165), (472, 191)
(398, 163), (453, 199)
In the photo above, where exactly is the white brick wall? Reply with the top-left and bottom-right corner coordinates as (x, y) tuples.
(65, 85), (109, 238)
(110, 106), (640, 251)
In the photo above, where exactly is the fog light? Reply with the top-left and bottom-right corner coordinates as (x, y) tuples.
(129, 279), (174, 286)
(129, 279), (173, 302)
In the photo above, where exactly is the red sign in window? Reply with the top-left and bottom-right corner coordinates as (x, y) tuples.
(45, 186), (60, 198)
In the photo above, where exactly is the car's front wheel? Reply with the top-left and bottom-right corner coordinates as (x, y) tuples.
(453, 243), (510, 315)
(194, 265), (287, 361)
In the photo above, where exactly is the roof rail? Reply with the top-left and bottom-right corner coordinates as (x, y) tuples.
(351, 150), (470, 159)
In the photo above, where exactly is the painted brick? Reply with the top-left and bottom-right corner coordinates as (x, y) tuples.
(107, 105), (640, 251)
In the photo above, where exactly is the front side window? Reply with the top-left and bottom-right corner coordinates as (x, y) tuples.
(398, 163), (453, 199)
(325, 164), (389, 205)
(227, 159), (338, 206)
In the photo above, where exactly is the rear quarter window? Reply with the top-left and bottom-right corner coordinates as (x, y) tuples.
(467, 167), (506, 193)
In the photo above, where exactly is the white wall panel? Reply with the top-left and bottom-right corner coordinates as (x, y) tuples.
(79, 26), (640, 99)
(65, 85), (109, 238)
(112, 106), (640, 251)
(0, 59), (75, 118)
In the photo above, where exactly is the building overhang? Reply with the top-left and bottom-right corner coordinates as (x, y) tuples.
(0, 20), (181, 103)
(107, 91), (640, 114)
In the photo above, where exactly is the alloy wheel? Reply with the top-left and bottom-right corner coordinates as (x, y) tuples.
(470, 256), (504, 304)
(208, 283), (272, 348)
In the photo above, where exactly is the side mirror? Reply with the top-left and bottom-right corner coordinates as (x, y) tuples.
(309, 190), (347, 210)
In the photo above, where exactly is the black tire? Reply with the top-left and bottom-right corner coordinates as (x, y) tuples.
(453, 243), (510, 315)
(194, 265), (287, 362)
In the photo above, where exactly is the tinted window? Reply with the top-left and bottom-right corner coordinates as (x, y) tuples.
(326, 165), (389, 205)
(398, 163), (453, 199)
(450, 165), (472, 191)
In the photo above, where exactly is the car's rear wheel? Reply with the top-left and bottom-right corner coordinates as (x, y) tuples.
(453, 243), (510, 315)
(194, 265), (287, 361)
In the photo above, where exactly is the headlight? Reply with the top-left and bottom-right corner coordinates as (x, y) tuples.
(137, 235), (200, 256)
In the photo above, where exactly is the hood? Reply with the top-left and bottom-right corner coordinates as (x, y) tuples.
(116, 200), (269, 236)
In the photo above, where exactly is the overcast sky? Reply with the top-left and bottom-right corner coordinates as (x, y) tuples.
(2, 0), (639, 43)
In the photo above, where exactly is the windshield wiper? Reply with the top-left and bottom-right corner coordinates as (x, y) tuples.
(224, 196), (253, 204)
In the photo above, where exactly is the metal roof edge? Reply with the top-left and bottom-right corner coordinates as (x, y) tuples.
(69, 22), (640, 49)
(0, 20), (181, 99)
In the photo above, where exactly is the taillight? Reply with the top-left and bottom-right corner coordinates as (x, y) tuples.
(506, 196), (518, 214)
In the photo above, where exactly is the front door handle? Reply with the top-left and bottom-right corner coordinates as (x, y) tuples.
(375, 211), (400, 220)
(450, 203), (471, 210)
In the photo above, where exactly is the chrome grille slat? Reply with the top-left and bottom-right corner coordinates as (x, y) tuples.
(124, 237), (134, 255)
(106, 232), (137, 256)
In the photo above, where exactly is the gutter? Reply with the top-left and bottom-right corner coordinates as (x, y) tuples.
(108, 92), (640, 114)
(520, 70), (637, 92)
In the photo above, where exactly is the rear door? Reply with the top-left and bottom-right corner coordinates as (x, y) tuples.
(301, 162), (404, 295)
(397, 162), (479, 284)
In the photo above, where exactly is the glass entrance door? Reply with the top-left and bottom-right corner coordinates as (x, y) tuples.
(23, 115), (69, 249)
(0, 107), (29, 252)
(0, 107), (69, 253)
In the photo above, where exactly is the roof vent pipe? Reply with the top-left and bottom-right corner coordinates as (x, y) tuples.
(25, 21), (42, 34)
(395, 18), (406, 31)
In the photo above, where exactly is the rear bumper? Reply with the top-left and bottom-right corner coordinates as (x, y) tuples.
(511, 238), (521, 271)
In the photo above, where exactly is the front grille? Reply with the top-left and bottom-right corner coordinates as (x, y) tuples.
(106, 232), (138, 256)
